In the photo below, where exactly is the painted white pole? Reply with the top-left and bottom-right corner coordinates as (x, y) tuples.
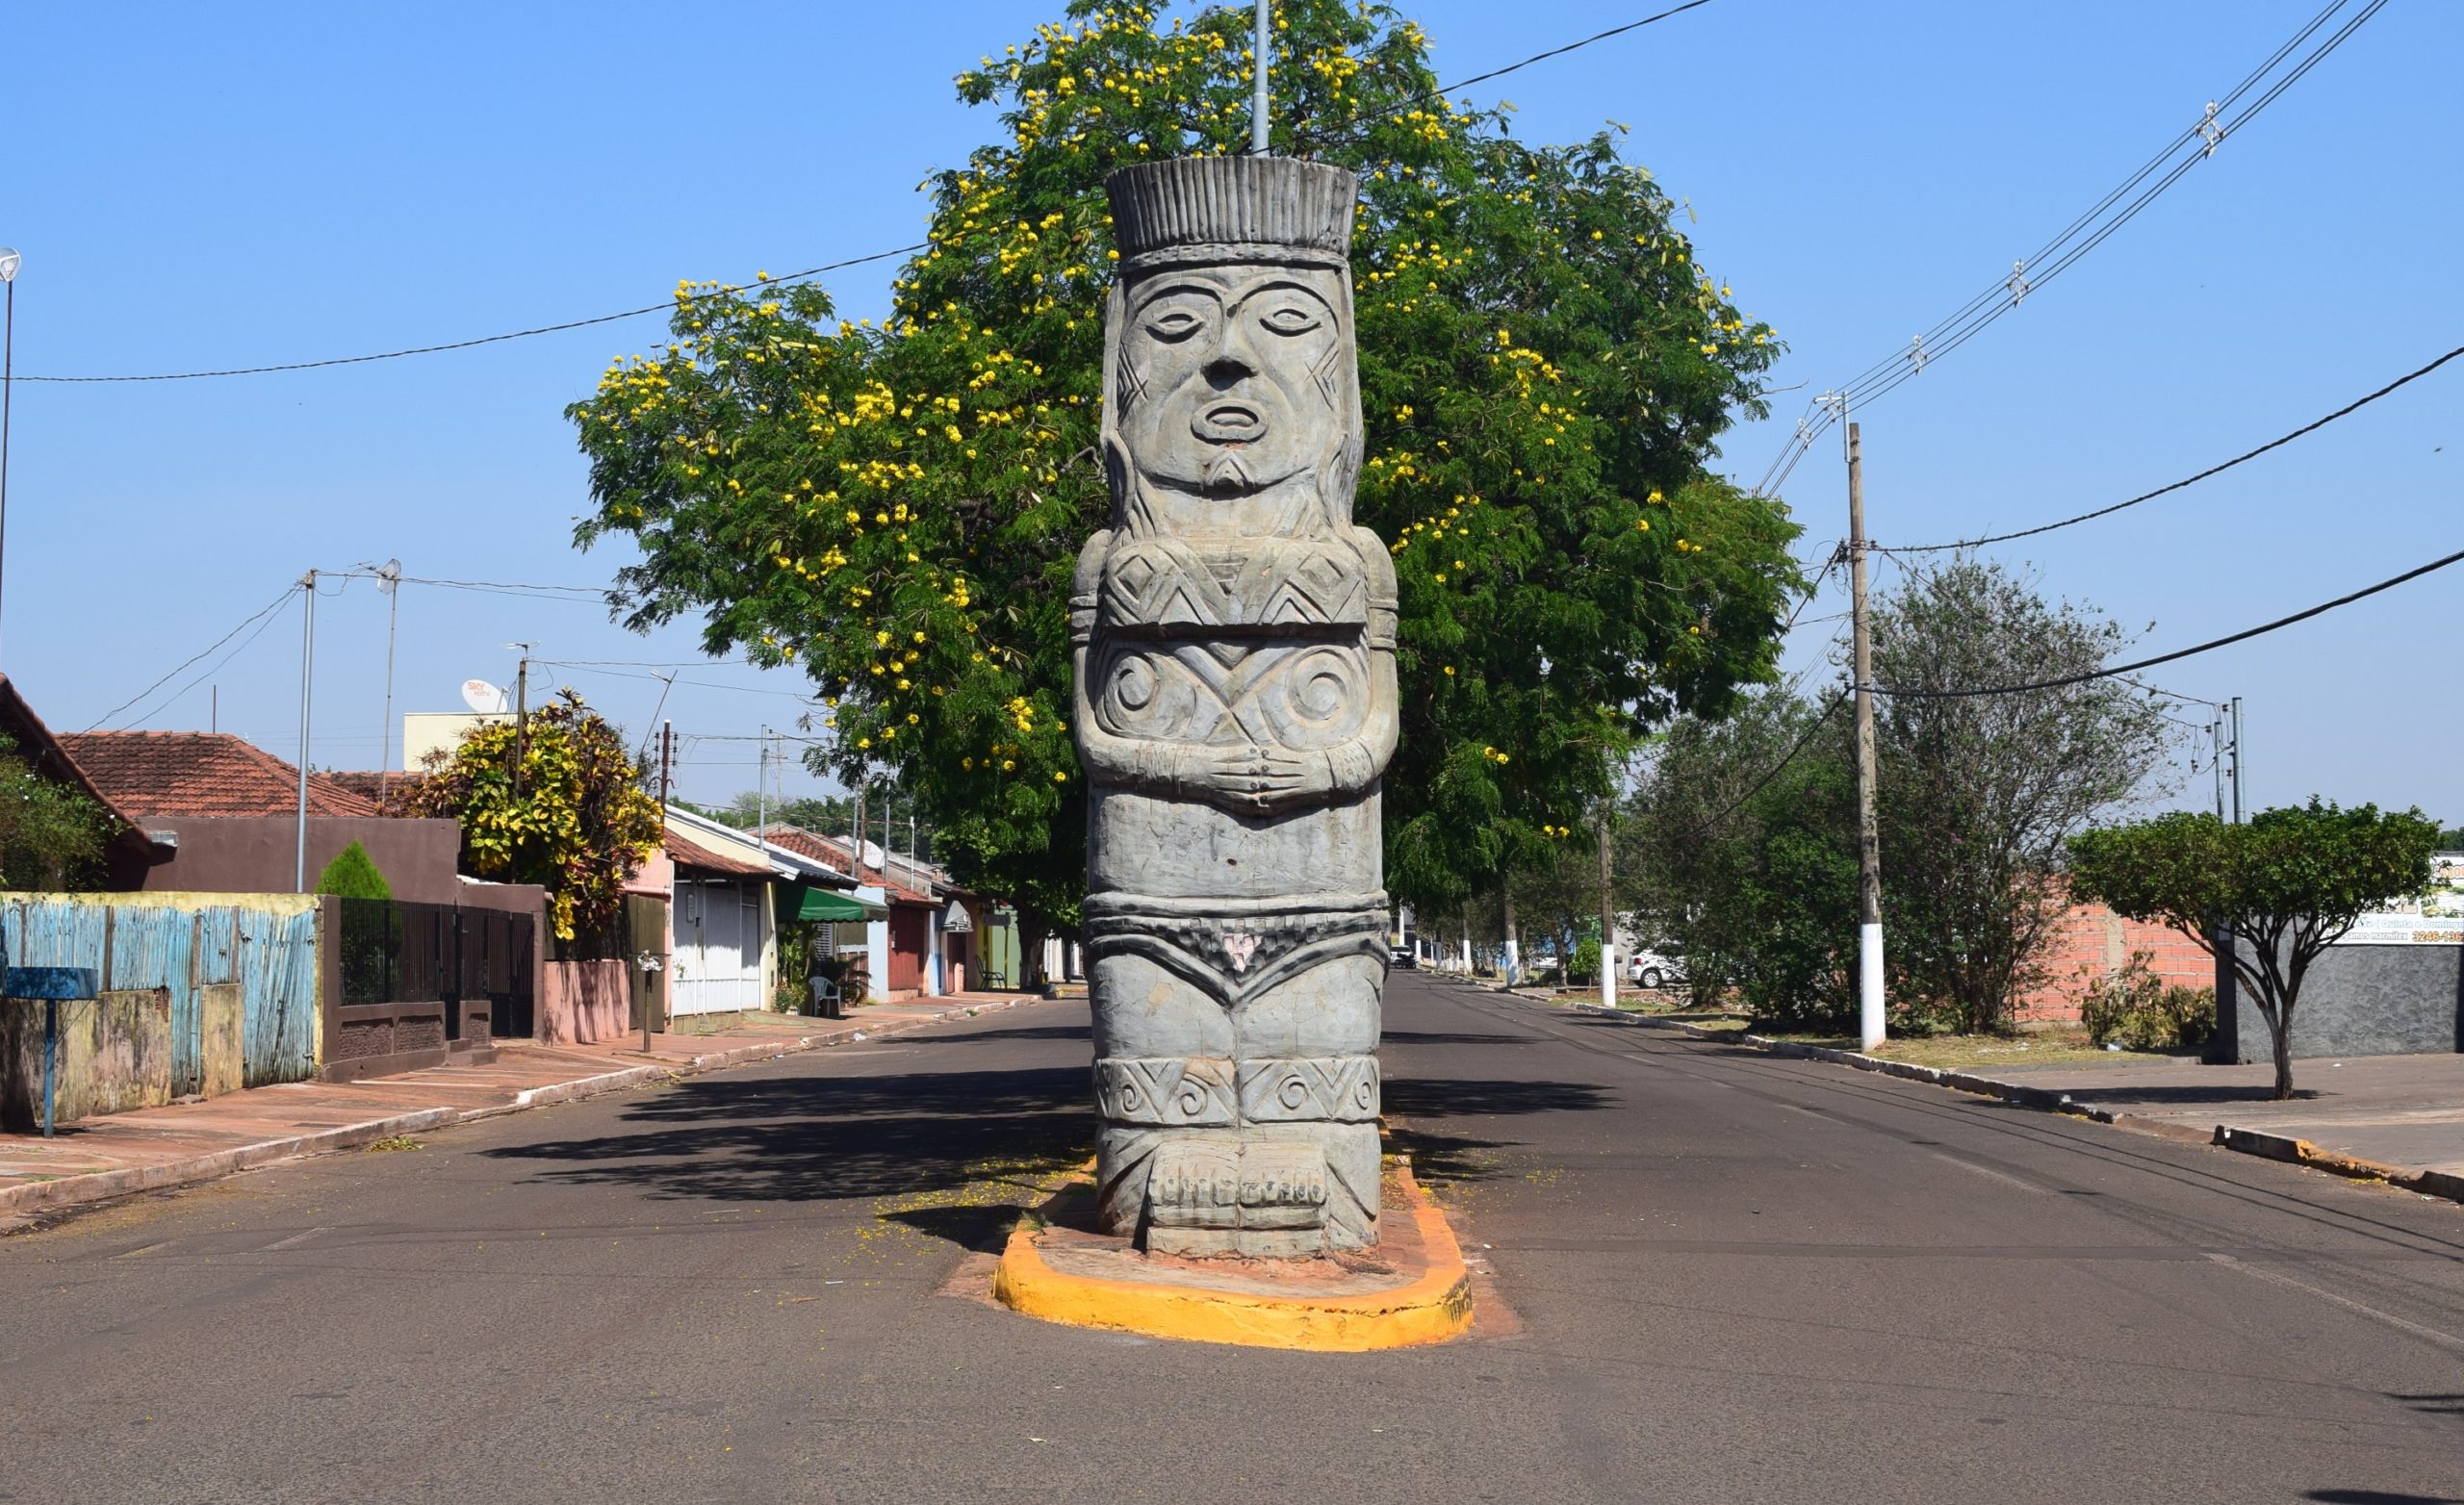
(1251, 0), (1270, 154)
(1859, 924), (1886, 1050)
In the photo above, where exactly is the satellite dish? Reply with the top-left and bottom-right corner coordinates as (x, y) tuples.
(461, 679), (508, 714)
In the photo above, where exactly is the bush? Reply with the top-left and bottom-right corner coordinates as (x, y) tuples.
(316, 841), (393, 901)
(1570, 938), (1601, 987)
(2077, 951), (2215, 1051)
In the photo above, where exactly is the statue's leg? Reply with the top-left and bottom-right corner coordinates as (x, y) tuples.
(1088, 950), (1237, 1248)
(1231, 951), (1384, 1251)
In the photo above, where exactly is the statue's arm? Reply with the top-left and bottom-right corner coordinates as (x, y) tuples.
(1245, 534), (1399, 811)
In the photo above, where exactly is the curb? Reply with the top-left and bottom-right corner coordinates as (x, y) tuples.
(0, 994), (1039, 1222)
(1556, 1001), (2463, 1204)
(991, 1159), (1474, 1352)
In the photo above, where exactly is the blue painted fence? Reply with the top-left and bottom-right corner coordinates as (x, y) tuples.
(1, 897), (321, 1092)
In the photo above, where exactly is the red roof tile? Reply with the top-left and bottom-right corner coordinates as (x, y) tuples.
(58, 731), (381, 819)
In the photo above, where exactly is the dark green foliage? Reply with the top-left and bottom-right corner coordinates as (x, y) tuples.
(0, 734), (114, 891)
(1623, 693), (1858, 1027)
(315, 840), (394, 901)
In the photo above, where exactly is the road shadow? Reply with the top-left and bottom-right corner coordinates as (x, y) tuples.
(2047, 1084), (2323, 1107)
(902, 1024), (1091, 1046)
(2304, 1491), (2463, 1504)
(1385, 1077), (1611, 1118)
(483, 1063), (1091, 1207)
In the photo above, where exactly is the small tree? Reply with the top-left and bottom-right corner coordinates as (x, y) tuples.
(404, 691), (664, 941)
(2067, 800), (2442, 1100)
(315, 840), (394, 901)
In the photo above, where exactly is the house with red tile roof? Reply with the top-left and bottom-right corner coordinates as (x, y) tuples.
(58, 729), (470, 901)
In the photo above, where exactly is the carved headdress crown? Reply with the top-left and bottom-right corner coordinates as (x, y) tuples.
(1106, 156), (1357, 272)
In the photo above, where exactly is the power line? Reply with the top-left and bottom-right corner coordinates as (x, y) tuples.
(1295, 0), (1719, 148)
(18, 246), (926, 384)
(86, 586), (295, 729)
(28, 8), (1729, 386)
(1881, 342), (2464, 554)
(1670, 690), (1849, 840)
(1875, 542), (2464, 700)
(1752, 0), (2388, 497)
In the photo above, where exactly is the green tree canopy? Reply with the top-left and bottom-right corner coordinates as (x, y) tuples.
(2066, 800), (2442, 1100)
(315, 840), (394, 901)
(568, 0), (1800, 931)
(403, 692), (664, 940)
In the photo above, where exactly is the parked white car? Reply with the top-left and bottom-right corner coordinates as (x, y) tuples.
(1626, 950), (1687, 991)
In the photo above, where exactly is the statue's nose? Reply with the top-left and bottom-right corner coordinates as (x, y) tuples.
(1202, 350), (1256, 388)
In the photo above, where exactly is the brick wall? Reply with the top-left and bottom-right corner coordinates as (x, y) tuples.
(2015, 897), (2212, 1025)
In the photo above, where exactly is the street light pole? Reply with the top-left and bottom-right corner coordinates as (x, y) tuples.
(0, 247), (20, 660)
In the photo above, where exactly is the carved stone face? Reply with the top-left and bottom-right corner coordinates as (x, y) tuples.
(1115, 263), (1348, 497)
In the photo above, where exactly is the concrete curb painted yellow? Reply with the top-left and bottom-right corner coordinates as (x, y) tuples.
(991, 1161), (1475, 1351)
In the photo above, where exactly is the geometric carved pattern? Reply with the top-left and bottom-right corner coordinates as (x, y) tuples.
(1093, 1057), (1235, 1127)
(1084, 904), (1389, 1011)
(1237, 1056), (1379, 1123)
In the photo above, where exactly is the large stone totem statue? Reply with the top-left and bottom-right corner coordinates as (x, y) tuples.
(1071, 156), (1397, 1259)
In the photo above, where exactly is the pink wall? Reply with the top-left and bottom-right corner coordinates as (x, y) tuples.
(540, 959), (632, 1044)
(2015, 898), (2214, 1024)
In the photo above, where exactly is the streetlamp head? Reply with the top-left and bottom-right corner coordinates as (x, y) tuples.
(0, 247), (19, 283)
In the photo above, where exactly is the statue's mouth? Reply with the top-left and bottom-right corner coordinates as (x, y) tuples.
(1192, 402), (1265, 445)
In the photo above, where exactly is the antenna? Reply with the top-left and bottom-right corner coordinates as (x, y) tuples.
(460, 679), (508, 715)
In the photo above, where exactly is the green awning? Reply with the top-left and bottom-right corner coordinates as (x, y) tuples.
(795, 885), (887, 922)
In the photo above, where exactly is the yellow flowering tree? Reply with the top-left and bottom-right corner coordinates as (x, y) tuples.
(569, 0), (1800, 925)
(404, 692), (664, 941)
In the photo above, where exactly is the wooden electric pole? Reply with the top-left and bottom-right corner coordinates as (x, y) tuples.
(1849, 421), (1886, 1050)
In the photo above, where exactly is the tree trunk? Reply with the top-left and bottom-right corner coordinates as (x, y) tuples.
(2270, 1019), (2295, 1101)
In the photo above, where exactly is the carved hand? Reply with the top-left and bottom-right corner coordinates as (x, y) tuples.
(1198, 746), (1336, 814)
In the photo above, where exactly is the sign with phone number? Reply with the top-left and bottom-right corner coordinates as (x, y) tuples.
(2333, 853), (2464, 946)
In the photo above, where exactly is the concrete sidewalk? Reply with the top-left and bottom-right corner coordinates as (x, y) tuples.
(0, 989), (1042, 1223)
(1986, 1051), (2464, 1188)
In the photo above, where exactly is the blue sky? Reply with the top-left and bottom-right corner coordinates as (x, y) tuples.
(2, 1), (2453, 819)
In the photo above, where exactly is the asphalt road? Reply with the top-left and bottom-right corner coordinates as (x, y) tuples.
(4, 973), (2461, 1505)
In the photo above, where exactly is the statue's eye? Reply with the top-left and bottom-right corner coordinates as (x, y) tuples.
(1261, 305), (1322, 336)
(1143, 309), (1204, 343)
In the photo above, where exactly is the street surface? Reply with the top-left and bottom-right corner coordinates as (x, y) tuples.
(4, 973), (2460, 1504)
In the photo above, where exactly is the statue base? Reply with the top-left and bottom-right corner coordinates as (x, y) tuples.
(991, 1155), (1472, 1351)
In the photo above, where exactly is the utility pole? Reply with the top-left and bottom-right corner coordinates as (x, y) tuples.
(1848, 421), (1886, 1051)
(1251, 0), (1270, 153)
(648, 720), (672, 1055)
(0, 247), (18, 659)
(294, 571), (318, 893)
(511, 646), (531, 796)
(374, 560), (401, 801)
(756, 725), (770, 846)
(2228, 697), (2245, 823)
(1597, 803), (1617, 1010)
